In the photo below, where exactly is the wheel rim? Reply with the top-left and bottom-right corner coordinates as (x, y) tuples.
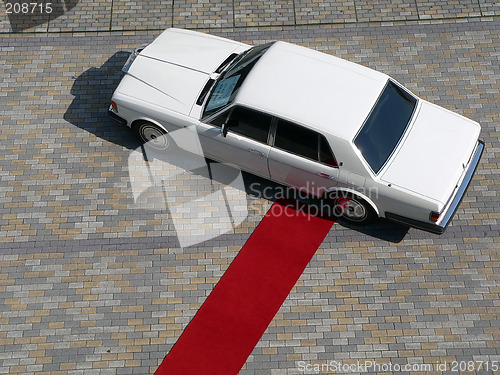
(336, 197), (367, 222)
(140, 124), (168, 149)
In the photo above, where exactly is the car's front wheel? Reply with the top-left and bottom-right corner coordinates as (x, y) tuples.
(326, 191), (376, 225)
(133, 121), (173, 151)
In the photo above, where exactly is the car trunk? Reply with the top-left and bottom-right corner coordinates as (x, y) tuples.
(380, 100), (481, 207)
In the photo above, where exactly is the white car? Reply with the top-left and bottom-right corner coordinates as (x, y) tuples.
(108, 28), (484, 234)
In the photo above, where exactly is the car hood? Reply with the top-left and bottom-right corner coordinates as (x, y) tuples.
(121, 55), (209, 115)
(118, 28), (250, 115)
(140, 28), (250, 74)
(380, 100), (481, 206)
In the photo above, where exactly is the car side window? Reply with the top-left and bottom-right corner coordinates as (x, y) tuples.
(319, 135), (338, 167)
(225, 107), (272, 144)
(274, 119), (338, 167)
(274, 119), (318, 160)
(208, 110), (229, 128)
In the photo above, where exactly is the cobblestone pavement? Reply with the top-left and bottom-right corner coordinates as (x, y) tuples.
(0, 1), (499, 374)
(1, 0), (500, 32)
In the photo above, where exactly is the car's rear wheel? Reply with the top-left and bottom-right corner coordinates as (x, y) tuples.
(133, 121), (172, 151)
(327, 191), (376, 225)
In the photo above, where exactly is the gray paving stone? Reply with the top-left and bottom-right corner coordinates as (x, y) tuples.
(295, 0), (356, 24)
(417, 0), (482, 18)
(356, 0), (419, 21)
(111, 0), (173, 31)
(173, 0), (233, 28)
(234, 0), (295, 27)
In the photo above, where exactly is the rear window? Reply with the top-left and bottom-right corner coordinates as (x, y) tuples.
(354, 80), (417, 174)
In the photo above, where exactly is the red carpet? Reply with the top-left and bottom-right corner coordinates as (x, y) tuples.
(155, 199), (334, 375)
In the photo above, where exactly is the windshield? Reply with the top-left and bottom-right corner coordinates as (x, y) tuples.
(354, 80), (417, 174)
(203, 42), (274, 118)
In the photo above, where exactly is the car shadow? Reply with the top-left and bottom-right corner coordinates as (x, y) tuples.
(242, 173), (409, 243)
(64, 50), (140, 151)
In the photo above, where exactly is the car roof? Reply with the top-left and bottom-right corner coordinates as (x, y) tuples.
(235, 41), (389, 141)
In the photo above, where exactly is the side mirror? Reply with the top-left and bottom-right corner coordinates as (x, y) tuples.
(221, 123), (228, 137)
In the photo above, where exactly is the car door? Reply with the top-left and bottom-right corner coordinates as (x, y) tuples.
(197, 106), (273, 178)
(268, 118), (339, 197)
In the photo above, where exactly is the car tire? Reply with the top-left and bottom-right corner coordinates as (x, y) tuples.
(133, 121), (174, 152)
(327, 191), (377, 225)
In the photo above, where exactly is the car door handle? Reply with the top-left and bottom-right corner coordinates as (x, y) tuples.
(248, 148), (265, 158)
(317, 172), (334, 179)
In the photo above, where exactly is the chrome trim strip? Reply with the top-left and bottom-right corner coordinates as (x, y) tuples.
(437, 140), (484, 230)
(122, 44), (148, 73)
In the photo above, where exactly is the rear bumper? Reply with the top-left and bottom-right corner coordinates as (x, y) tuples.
(385, 212), (447, 234)
(386, 139), (484, 234)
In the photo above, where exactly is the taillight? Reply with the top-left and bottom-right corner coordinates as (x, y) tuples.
(110, 100), (118, 112)
(429, 211), (441, 223)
